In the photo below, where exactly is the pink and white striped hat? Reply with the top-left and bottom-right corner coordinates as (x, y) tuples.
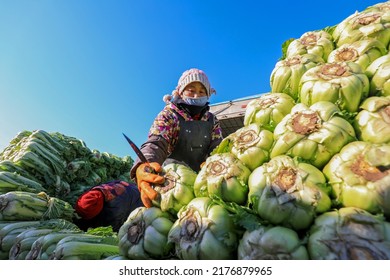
(164, 68), (216, 103)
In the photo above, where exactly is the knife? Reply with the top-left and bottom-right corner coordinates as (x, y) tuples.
(122, 133), (164, 200)
(123, 131), (180, 179)
(122, 132), (160, 176)
(122, 133), (148, 163)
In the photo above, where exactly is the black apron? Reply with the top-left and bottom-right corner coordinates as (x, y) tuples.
(165, 114), (213, 172)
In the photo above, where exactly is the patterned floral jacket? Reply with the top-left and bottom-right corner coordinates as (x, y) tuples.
(130, 102), (223, 178)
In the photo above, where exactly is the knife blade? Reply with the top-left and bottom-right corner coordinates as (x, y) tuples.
(122, 133), (148, 163)
(122, 133), (177, 188)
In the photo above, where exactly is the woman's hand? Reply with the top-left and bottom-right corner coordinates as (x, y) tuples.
(135, 162), (165, 207)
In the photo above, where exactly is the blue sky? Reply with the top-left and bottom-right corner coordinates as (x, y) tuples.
(0, 0), (382, 160)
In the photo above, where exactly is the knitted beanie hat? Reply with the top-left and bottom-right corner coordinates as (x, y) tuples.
(163, 68), (216, 104)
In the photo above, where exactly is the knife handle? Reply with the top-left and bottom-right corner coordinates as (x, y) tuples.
(144, 165), (157, 174)
(144, 164), (159, 189)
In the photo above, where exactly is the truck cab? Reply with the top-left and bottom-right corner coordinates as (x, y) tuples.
(209, 94), (263, 137)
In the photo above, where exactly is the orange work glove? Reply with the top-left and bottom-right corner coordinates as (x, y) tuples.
(136, 162), (165, 208)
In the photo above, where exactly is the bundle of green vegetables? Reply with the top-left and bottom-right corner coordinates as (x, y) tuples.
(50, 232), (119, 260)
(308, 207), (390, 259)
(1, 0), (390, 261)
(118, 206), (175, 260)
(168, 197), (239, 260)
(238, 225), (309, 260)
(0, 219), (80, 260)
(25, 230), (85, 260)
(152, 162), (197, 215)
(0, 191), (74, 221)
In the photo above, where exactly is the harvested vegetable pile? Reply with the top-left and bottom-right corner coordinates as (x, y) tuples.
(0, 129), (133, 205)
(1, 1), (390, 260)
(0, 129), (131, 260)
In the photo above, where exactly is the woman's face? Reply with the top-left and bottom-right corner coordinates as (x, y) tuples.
(181, 82), (207, 99)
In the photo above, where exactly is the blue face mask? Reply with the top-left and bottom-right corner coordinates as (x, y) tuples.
(183, 96), (209, 106)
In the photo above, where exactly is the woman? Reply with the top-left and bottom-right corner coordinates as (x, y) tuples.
(130, 68), (223, 207)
